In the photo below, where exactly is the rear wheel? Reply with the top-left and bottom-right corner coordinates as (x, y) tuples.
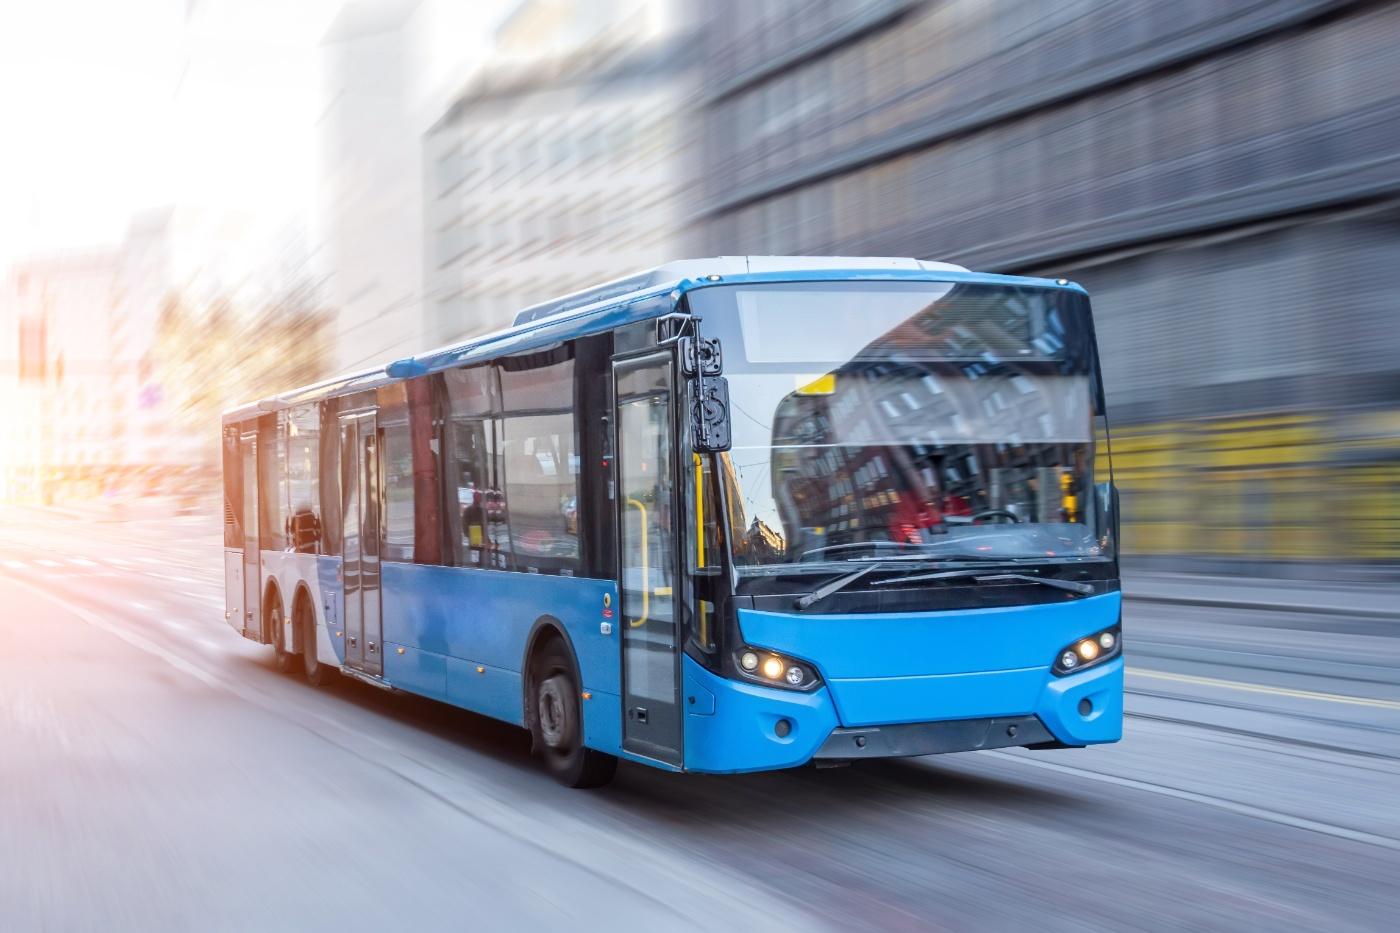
(532, 640), (616, 788)
(271, 601), (299, 674)
(300, 599), (328, 688)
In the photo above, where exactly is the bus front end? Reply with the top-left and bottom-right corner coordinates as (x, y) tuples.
(680, 274), (1121, 773)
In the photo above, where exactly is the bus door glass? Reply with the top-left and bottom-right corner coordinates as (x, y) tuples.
(613, 352), (682, 765)
(339, 410), (383, 675)
(240, 430), (260, 639)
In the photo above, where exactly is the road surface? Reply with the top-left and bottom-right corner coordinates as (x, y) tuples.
(1, 505), (1396, 931)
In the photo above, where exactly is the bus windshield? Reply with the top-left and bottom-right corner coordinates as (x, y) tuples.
(691, 280), (1113, 570)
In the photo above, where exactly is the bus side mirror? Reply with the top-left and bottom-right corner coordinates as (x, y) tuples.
(692, 376), (732, 452)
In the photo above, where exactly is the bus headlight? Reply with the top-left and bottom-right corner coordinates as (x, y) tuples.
(1052, 625), (1121, 676)
(732, 646), (821, 691)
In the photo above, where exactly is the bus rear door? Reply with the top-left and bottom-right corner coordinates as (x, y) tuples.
(240, 428), (261, 641)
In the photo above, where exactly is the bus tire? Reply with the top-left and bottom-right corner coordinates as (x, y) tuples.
(271, 600), (299, 674)
(299, 598), (328, 688)
(532, 640), (617, 788)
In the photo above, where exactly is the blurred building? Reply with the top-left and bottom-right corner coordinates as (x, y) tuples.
(317, 0), (696, 371)
(423, 0), (699, 347)
(699, 0), (1400, 572)
(0, 225), (176, 504)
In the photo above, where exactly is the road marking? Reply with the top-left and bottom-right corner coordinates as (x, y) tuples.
(3, 559), (25, 569)
(35, 559), (62, 567)
(1129, 668), (1400, 712)
(160, 618), (188, 630)
(130, 601), (150, 611)
(989, 751), (1400, 852)
(69, 557), (98, 566)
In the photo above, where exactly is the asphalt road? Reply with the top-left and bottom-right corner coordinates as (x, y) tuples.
(1, 506), (1397, 931)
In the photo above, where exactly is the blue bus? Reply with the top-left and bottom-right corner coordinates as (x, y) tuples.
(222, 257), (1122, 787)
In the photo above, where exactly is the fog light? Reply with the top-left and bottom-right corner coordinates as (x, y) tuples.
(1060, 650), (1079, 670)
(740, 651), (759, 671)
(1099, 631), (1116, 650)
(761, 656), (784, 680)
(774, 718), (792, 738)
(785, 666), (804, 686)
(1076, 639), (1100, 661)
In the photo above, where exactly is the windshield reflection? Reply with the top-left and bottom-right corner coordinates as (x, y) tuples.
(690, 281), (1113, 569)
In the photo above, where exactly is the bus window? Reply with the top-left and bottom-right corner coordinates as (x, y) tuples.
(499, 345), (579, 575)
(259, 415), (287, 551)
(318, 399), (342, 556)
(222, 426), (242, 548)
(442, 364), (505, 569)
(286, 404), (321, 554)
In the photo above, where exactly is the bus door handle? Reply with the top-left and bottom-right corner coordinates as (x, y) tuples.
(626, 497), (648, 628)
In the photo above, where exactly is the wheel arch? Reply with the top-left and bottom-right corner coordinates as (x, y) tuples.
(521, 615), (578, 736)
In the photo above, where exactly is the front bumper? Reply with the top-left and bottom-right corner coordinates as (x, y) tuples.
(812, 715), (1055, 761)
(680, 654), (1123, 774)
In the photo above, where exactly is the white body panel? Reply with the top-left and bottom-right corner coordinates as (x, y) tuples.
(259, 550), (339, 669)
(223, 548), (243, 633)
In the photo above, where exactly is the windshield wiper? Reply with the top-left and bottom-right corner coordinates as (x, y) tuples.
(871, 568), (1095, 595)
(794, 562), (1095, 610)
(794, 562), (888, 609)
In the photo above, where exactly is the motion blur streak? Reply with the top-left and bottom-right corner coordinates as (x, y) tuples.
(1, 0), (1399, 930)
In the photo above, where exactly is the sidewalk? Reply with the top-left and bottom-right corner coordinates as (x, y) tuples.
(1123, 571), (1400, 620)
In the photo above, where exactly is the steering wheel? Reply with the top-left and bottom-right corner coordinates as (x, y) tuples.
(970, 509), (1021, 524)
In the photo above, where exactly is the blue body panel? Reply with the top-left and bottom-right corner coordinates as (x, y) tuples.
(737, 592), (1121, 728)
(668, 593), (1126, 772)
(315, 555), (345, 663)
(682, 655), (840, 774)
(314, 557), (1120, 770)
(378, 562), (622, 753)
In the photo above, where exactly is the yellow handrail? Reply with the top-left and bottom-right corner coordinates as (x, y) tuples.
(694, 453), (705, 569)
(626, 497), (648, 627)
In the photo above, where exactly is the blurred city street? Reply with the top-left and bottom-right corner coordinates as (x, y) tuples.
(3, 0), (1400, 929)
(2, 506), (1397, 931)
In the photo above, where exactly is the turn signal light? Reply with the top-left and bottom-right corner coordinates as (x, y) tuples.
(1052, 625), (1121, 676)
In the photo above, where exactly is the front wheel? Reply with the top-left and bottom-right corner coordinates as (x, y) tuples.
(532, 642), (617, 788)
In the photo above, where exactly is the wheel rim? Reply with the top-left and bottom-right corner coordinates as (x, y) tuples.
(537, 676), (570, 751)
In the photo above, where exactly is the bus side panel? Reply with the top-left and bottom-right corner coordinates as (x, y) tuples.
(380, 562), (621, 753)
(223, 548), (243, 633)
(316, 555), (345, 666)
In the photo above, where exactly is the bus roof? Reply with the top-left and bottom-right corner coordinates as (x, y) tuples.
(223, 256), (1086, 425)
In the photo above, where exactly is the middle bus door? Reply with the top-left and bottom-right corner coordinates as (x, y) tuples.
(613, 352), (684, 766)
(240, 430), (261, 641)
(340, 410), (384, 676)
